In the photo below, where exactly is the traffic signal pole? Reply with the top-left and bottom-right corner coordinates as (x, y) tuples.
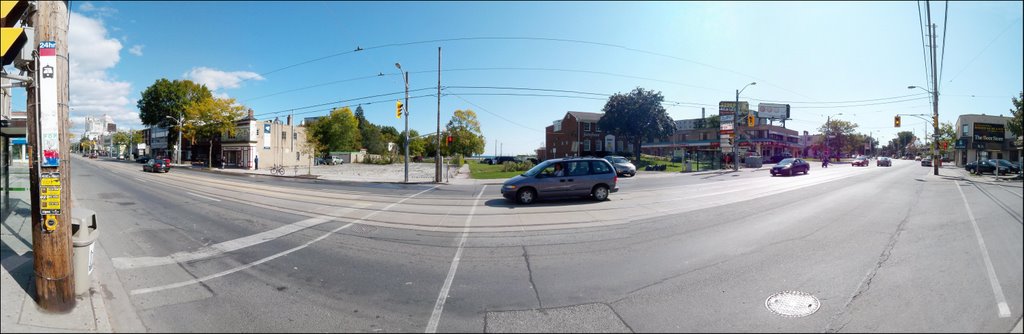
(26, 0), (75, 312)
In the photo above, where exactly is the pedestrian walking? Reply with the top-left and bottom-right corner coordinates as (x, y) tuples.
(254, 155), (259, 170)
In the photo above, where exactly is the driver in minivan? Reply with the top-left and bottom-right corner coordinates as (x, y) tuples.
(552, 163), (565, 177)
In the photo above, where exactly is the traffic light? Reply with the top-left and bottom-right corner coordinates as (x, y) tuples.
(894, 115), (901, 127)
(1, 0), (29, 67)
(941, 141), (948, 150)
(446, 135), (453, 144)
(747, 114), (755, 127)
(395, 100), (403, 119)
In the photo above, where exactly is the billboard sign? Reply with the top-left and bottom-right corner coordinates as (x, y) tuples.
(972, 123), (1004, 142)
(718, 101), (748, 115)
(757, 103), (791, 120)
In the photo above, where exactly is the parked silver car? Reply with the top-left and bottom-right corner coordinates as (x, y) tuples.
(604, 155), (636, 177)
(501, 157), (619, 204)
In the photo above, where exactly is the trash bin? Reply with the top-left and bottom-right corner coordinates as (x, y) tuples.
(683, 162), (692, 172)
(71, 208), (99, 296)
(746, 156), (763, 168)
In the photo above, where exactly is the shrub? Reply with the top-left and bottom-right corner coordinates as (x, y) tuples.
(501, 160), (534, 172)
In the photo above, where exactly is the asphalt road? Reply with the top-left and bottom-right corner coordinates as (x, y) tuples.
(70, 156), (1023, 332)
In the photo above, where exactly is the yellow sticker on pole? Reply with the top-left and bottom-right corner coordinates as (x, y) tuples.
(41, 197), (61, 210)
(41, 177), (60, 186)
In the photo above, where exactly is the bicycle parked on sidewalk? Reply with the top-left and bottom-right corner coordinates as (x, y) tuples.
(269, 164), (285, 176)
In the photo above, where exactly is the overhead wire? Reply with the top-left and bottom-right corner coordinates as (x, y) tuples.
(917, 1), (932, 91)
(938, 0), (948, 90)
(255, 87), (437, 118)
(447, 94), (542, 133)
(947, 17), (1021, 84)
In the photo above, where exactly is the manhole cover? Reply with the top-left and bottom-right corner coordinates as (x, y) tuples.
(765, 291), (819, 317)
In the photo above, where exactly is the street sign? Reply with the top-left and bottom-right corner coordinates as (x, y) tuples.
(39, 41), (60, 167)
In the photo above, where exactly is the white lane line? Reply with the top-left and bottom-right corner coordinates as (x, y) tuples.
(112, 205), (367, 269)
(187, 192), (222, 202)
(133, 177), (148, 183)
(130, 185), (438, 295)
(955, 182), (1013, 318)
(425, 185), (486, 333)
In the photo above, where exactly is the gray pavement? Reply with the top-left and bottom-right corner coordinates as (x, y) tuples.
(1, 162), (117, 333)
(4, 157), (1022, 332)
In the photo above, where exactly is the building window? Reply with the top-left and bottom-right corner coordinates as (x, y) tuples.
(583, 122), (591, 132)
(595, 139), (602, 152)
(296, 152), (300, 160)
(583, 140), (591, 151)
(595, 123), (601, 132)
(293, 132), (297, 140)
(962, 124), (969, 136)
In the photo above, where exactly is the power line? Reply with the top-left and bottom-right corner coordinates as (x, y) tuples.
(239, 73), (387, 103)
(256, 87), (437, 118)
(260, 94), (439, 119)
(917, 1), (932, 91)
(790, 97), (931, 109)
(447, 94), (542, 133)
(445, 85), (610, 97)
(947, 17), (1021, 84)
(746, 93), (929, 104)
(938, 0), (948, 90)
(233, 36), (816, 100)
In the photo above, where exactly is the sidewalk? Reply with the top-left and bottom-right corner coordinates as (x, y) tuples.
(1, 169), (113, 332)
(937, 164), (1024, 187)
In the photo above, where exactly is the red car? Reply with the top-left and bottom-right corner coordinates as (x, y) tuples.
(852, 156), (869, 167)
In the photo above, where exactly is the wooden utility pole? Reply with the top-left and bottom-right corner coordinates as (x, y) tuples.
(27, 0), (74, 312)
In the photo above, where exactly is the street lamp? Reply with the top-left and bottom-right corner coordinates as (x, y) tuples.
(396, 62), (410, 183)
(909, 85), (939, 175)
(165, 114), (183, 165)
(733, 82), (755, 171)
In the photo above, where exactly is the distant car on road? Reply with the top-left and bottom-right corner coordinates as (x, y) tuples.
(921, 156), (932, 167)
(876, 157), (892, 167)
(770, 158), (809, 176)
(852, 156), (869, 167)
(501, 157), (618, 204)
(143, 159), (170, 173)
(603, 155), (636, 177)
(492, 156), (520, 165)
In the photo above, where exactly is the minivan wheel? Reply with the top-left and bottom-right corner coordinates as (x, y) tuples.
(592, 185), (609, 201)
(517, 188), (536, 204)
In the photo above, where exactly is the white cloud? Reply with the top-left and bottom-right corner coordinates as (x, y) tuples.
(78, 2), (118, 17)
(183, 67), (264, 91)
(213, 92), (231, 99)
(68, 12), (139, 133)
(128, 44), (144, 56)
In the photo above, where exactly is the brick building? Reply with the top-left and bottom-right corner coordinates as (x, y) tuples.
(543, 111), (631, 160)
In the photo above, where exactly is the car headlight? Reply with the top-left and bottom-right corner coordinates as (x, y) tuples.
(503, 184), (517, 190)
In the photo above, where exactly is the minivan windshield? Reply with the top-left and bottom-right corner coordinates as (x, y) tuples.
(522, 161), (552, 177)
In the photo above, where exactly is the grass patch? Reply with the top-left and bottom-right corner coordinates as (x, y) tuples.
(468, 162), (524, 179)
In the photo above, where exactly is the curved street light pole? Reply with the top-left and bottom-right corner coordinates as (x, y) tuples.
(165, 114), (184, 165)
(396, 63), (410, 183)
(734, 82), (756, 171)
(909, 85), (939, 175)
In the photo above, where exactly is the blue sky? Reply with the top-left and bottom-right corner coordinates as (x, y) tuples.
(8, 1), (1022, 156)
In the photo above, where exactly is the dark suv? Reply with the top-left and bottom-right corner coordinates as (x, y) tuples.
(492, 156), (520, 165)
(501, 157), (618, 204)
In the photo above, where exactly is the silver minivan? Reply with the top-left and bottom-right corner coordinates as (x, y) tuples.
(501, 158), (619, 204)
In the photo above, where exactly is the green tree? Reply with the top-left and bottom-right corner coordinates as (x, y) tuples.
(598, 87), (676, 161)
(380, 126), (399, 146)
(361, 125), (388, 155)
(308, 106), (361, 153)
(397, 129), (427, 158)
(702, 115), (720, 129)
(184, 97), (247, 167)
(446, 109), (486, 157)
(137, 79), (212, 147)
(79, 135), (95, 152)
(1009, 91), (1023, 139)
(936, 121), (957, 157)
(818, 118), (858, 158)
